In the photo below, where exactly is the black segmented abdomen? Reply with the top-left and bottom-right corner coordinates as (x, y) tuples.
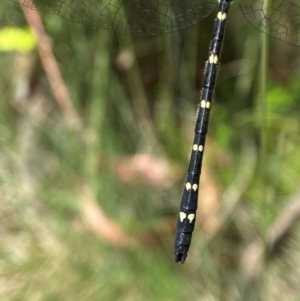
(174, 0), (233, 264)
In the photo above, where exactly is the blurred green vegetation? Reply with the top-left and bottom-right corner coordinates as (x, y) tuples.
(1, 1), (300, 301)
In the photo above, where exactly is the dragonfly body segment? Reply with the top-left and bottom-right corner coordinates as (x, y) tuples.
(174, 0), (233, 264)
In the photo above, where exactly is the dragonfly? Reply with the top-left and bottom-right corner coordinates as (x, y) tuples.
(10, 0), (300, 263)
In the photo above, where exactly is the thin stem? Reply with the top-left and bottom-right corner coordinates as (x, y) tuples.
(259, 0), (271, 299)
(259, 0), (270, 229)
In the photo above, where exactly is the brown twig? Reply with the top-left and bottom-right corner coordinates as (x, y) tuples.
(78, 183), (134, 248)
(20, 4), (81, 128)
(240, 190), (300, 292)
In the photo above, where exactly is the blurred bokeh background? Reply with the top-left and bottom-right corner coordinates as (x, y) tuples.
(1, 1), (300, 300)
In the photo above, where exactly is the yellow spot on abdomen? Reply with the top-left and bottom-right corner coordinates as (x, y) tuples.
(188, 214), (195, 223)
(179, 212), (187, 222)
(209, 55), (218, 64)
(193, 144), (204, 152)
(185, 182), (192, 190)
(200, 100), (211, 109)
(217, 12), (227, 21)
